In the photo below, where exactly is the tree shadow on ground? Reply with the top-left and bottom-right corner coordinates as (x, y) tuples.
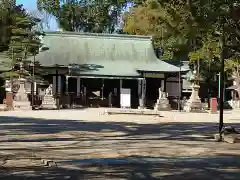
(0, 154), (239, 180)
(0, 116), (239, 179)
(0, 116), (239, 142)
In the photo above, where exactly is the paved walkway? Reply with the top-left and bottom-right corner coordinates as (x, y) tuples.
(0, 109), (239, 179)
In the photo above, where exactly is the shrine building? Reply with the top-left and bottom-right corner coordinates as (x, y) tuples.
(7, 32), (188, 109)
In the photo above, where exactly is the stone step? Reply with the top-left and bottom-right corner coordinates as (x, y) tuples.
(43, 97), (55, 100)
(42, 102), (56, 105)
(104, 108), (161, 116)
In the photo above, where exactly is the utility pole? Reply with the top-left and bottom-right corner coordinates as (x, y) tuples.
(219, 27), (225, 134)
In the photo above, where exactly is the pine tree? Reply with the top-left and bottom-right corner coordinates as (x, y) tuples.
(0, 2), (42, 80)
(0, 2), (43, 98)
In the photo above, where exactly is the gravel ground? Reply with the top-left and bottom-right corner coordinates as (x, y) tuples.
(0, 108), (239, 179)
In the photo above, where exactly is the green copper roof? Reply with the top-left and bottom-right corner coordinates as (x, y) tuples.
(29, 31), (184, 76)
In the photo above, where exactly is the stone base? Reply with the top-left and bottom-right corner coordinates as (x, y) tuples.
(41, 95), (57, 109)
(14, 101), (31, 110)
(183, 100), (203, 112)
(13, 79), (31, 110)
(154, 98), (171, 111)
(138, 106), (146, 109)
(104, 108), (161, 116)
(0, 104), (6, 111)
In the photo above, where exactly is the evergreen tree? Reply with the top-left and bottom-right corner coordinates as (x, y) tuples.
(0, 1), (43, 96)
(0, 2), (42, 79)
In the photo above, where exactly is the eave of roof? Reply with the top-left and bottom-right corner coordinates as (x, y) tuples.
(28, 31), (185, 76)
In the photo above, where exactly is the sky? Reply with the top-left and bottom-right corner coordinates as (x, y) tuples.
(16, 0), (58, 30)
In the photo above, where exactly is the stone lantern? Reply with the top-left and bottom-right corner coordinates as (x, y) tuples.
(183, 70), (203, 112)
(13, 63), (31, 110)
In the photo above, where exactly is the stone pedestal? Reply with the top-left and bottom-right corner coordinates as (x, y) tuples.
(138, 98), (145, 109)
(154, 88), (170, 111)
(183, 84), (202, 112)
(154, 98), (170, 111)
(41, 84), (57, 109)
(14, 78), (31, 110)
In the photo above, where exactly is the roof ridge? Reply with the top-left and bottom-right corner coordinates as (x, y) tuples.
(45, 31), (152, 40)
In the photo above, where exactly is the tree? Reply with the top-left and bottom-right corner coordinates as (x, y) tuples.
(37, 0), (130, 33)
(123, 0), (240, 104)
(188, 1), (240, 97)
(189, 34), (221, 98)
(124, 0), (240, 73)
(29, 9), (52, 30)
(0, 0), (19, 52)
(122, 0), (202, 61)
(225, 54), (240, 98)
(0, 1), (43, 89)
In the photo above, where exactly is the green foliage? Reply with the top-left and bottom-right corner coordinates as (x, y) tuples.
(123, 0), (201, 60)
(37, 0), (130, 33)
(0, 71), (19, 78)
(189, 35), (221, 63)
(123, 0), (240, 85)
(0, 0), (21, 52)
(0, 1), (43, 79)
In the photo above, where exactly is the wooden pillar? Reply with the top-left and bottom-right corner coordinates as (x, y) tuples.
(66, 75), (70, 108)
(83, 86), (87, 106)
(77, 77), (81, 96)
(120, 79), (123, 89)
(55, 70), (58, 96)
(66, 76), (68, 94)
(164, 75), (167, 92)
(138, 78), (144, 108)
(138, 79), (142, 97)
(120, 79), (122, 107)
(161, 79), (165, 91)
(101, 79), (104, 100)
(52, 71), (60, 96)
(55, 69), (60, 109)
(53, 75), (56, 95)
(141, 78), (146, 107)
(58, 75), (61, 95)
